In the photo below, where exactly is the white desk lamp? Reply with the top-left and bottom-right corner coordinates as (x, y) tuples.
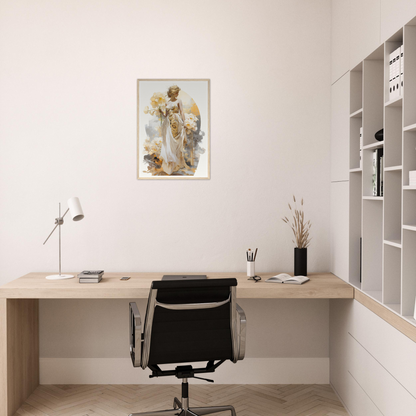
(43, 197), (84, 280)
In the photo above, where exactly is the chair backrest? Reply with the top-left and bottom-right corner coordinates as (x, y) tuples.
(141, 278), (238, 368)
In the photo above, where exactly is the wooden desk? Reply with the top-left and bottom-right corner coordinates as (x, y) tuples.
(0, 272), (352, 416)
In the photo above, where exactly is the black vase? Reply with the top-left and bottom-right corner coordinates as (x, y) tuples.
(294, 248), (307, 276)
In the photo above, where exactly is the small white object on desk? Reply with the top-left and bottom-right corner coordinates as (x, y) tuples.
(247, 261), (255, 277)
(246, 248), (258, 278)
(266, 273), (310, 285)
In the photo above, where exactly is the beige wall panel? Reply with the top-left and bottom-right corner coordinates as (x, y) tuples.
(331, 0), (350, 83)
(331, 73), (350, 181)
(381, 0), (416, 41)
(349, 0), (381, 68)
(330, 182), (349, 281)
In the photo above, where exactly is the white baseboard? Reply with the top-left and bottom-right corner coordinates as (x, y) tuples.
(40, 357), (329, 384)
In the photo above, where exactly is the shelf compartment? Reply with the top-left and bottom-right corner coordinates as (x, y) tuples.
(365, 290), (383, 303)
(350, 63), (363, 114)
(349, 171), (362, 288)
(402, 230), (416, 316)
(403, 180), (416, 228)
(350, 117), (363, 170)
(384, 170), (402, 242)
(384, 106), (403, 168)
(402, 131), (416, 186)
(383, 244), (401, 307)
(403, 25), (416, 128)
(384, 38), (403, 105)
(363, 58), (384, 147)
(384, 303), (401, 314)
(362, 199), (383, 293)
(362, 146), (384, 198)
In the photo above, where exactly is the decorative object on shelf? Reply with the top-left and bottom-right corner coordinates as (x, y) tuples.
(375, 128), (383, 141)
(137, 79), (210, 179)
(282, 196), (311, 276)
(43, 197), (84, 280)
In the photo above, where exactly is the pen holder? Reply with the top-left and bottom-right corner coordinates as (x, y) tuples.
(247, 261), (255, 278)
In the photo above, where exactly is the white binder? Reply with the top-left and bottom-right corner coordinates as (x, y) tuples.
(400, 44), (404, 97)
(390, 47), (401, 100)
(389, 51), (394, 100)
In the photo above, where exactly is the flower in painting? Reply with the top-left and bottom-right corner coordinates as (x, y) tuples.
(150, 92), (166, 109)
(184, 113), (198, 133)
(143, 138), (162, 157)
(144, 106), (149, 114)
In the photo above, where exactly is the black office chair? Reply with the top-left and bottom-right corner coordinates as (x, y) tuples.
(129, 278), (246, 416)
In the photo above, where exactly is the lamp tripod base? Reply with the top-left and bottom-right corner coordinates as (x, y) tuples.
(46, 274), (74, 280)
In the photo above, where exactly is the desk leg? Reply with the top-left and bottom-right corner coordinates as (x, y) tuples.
(0, 299), (39, 416)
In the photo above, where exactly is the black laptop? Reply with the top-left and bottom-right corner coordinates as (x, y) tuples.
(162, 275), (207, 281)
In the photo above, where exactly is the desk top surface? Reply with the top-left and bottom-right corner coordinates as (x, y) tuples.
(0, 272), (354, 299)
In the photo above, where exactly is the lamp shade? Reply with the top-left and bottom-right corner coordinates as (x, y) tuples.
(67, 197), (84, 221)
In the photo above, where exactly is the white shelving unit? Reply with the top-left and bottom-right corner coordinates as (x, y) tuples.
(349, 18), (416, 327)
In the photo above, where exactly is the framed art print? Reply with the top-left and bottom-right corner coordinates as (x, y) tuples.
(137, 79), (210, 179)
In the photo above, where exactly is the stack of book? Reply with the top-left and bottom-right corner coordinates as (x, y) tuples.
(372, 148), (384, 196)
(409, 171), (416, 187)
(78, 270), (104, 283)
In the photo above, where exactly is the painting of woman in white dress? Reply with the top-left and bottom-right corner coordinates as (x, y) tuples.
(137, 79), (210, 179)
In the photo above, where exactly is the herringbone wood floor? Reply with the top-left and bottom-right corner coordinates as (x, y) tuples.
(15, 384), (349, 416)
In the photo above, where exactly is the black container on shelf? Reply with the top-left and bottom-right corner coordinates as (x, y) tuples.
(294, 248), (307, 276)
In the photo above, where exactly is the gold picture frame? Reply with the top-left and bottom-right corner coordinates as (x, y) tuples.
(137, 79), (210, 179)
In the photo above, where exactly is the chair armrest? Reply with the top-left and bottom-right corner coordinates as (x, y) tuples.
(236, 303), (246, 360)
(129, 302), (142, 368)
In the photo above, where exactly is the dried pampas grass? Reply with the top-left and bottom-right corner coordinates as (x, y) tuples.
(282, 195), (312, 248)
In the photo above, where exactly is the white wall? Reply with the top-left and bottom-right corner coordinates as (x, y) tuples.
(331, 0), (416, 81)
(0, 0), (332, 381)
